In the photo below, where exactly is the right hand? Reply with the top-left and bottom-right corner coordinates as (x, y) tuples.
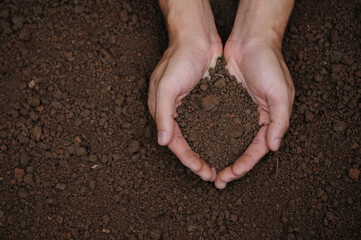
(148, 37), (222, 181)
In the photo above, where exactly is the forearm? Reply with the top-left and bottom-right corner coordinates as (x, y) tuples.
(229, 0), (295, 46)
(158, 0), (218, 43)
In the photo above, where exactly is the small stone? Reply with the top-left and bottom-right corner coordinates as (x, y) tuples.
(235, 198), (242, 206)
(32, 126), (42, 141)
(200, 84), (208, 91)
(12, 16), (25, 30)
(55, 183), (66, 191)
(29, 111), (39, 121)
(315, 74), (323, 82)
(348, 168), (360, 181)
(102, 214), (111, 225)
(1, 20), (12, 35)
(333, 121), (346, 132)
(89, 155), (97, 162)
(77, 147), (87, 156)
(149, 229), (161, 240)
(298, 50), (304, 60)
(56, 215), (63, 224)
(201, 95), (221, 111)
(18, 28), (31, 42)
(304, 110), (314, 122)
(23, 174), (34, 185)
(326, 211), (334, 221)
(14, 168), (25, 182)
(230, 214), (238, 222)
(128, 141), (140, 154)
(84, 231), (90, 238)
(80, 110), (91, 117)
(28, 95), (40, 107)
(28, 80), (36, 88)
(119, 9), (129, 22)
(89, 180), (96, 190)
(80, 186), (87, 195)
(74, 5), (84, 14)
(20, 152), (29, 166)
(18, 188), (29, 199)
(214, 78), (226, 88)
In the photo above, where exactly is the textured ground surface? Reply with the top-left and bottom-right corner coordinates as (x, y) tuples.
(0, 0), (360, 239)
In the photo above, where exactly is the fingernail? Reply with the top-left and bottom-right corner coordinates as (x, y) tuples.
(157, 131), (168, 145)
(273, 138), (281, 151)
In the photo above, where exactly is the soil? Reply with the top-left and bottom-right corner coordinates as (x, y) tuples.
(178, 58), (258, 171)
(0, 0), (360, 239)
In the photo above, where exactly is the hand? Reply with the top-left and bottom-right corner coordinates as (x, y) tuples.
(215, 37), (295, 189)
(148, 0), (222, 181)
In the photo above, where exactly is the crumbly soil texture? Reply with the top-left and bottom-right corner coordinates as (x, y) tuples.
(178, 58), (258, 171)
(0, 0), (360, 240)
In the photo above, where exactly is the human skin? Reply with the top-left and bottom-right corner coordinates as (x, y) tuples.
(215, 0), (295, 189)
(148, 0), (222, 181)
(148, 0), (295, 188)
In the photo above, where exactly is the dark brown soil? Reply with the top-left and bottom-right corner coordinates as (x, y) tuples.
(178, 58), (258, 171)
(0, 0), (360, 239)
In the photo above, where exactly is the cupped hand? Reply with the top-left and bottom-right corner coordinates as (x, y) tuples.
(215, 39), (295, 189)
(148, 38), (222, 181)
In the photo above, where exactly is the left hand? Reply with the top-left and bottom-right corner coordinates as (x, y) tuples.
(215, 38), (295, 189)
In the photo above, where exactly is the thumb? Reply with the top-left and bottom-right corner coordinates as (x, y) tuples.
(266, 95), (290, 151)
(155, 83), (178, 146)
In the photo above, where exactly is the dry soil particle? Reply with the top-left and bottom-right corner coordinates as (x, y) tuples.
(177, 58), (259, 171)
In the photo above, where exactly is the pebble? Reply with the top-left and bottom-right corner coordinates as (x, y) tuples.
(89, 180), (96, 189)
(12, 16), (25, 30)
(56, 215), (63, 224)
(102, 213), (111, 225)
(128, 140), (140, 154)
(80, 186), (87, 195)
(149, 229), (161, 240)
(80, 110), (91, 117)
(18, 188), (29, 199)
(235, 198), (242, 206)
(14, 168), (25, 182)
(200, 83), (208, 91)
(119, 9), (129, 22)
(333, 121), (346, 132)
(28, 95), (40, 107)
(18, 28), (31, 42)
(55, 183), (66, 191)
(304, 110), (314, 122)
(23, 174), (34, 185)
(348, 168), (360, 181)
(77, 147), (87, 156)
(315, 74), (323, 82)
(89, 155), (97, 162)
(201, 95), (221, 111)
(32, 126), (42, 141)
(214, 78), (226, 88)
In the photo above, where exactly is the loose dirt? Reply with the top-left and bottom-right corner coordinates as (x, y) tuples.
(178, 58), (258, 171)
(0, 0), (360, 239)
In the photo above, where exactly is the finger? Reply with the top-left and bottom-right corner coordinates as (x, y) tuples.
(258, 106), (270, 126)
(266, 93), (290, 151)
(155, 81), (178, 146)
(215, 126), (269, 189)
(168, 122), (216, 182)
(148, 58), (168, 117)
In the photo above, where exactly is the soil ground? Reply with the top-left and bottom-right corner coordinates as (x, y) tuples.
(0, 0), (360, 239)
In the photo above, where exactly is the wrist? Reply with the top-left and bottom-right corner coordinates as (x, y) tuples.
(228, 0), (294, 49)
(159, 0), (219, 44)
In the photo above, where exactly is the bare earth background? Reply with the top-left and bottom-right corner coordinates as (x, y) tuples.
(0, 0), (360, 239)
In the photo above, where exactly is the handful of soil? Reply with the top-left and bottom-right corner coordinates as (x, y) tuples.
(177, 58), (259, 171)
